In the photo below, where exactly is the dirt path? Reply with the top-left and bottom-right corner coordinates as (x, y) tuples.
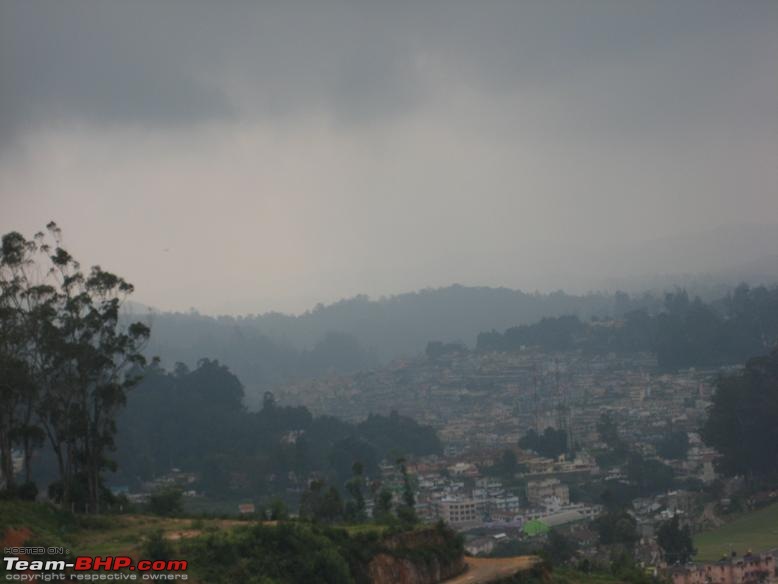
(444, 556), (541, 583)
(163, 518), (276, 540)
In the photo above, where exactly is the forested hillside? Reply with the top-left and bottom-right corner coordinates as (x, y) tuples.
(114, 359), (442, 500)
(477, 284), (778, 370)
(134, 286), (663, 404)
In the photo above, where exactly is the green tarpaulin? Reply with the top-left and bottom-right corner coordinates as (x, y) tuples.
(523, 519), (550, 536)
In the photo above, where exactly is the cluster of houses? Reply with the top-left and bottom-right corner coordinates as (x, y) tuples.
(378, 454), (600, 537)
(669, 553), (776, 584)
(117, 467), (199, 504)
(276, 346), (719, 465)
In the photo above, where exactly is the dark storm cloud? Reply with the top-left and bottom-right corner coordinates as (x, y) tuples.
(0, 2), (231, 140)
(1, 1), (776, 314)
(2, 1), (776, 142)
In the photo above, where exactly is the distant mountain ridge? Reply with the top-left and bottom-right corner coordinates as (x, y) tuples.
(121, 223), (778, 406)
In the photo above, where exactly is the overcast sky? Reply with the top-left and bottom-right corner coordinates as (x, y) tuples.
(1, 1), (776, 314)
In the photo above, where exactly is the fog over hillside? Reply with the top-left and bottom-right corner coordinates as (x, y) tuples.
(125, 221), (778, 377)
(131, 268), (778, 406)
(125, 220), (778, 407)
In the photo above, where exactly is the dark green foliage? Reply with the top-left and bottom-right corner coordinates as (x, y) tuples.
(500, 449), (519, 475)
(267, 498), (288, 520)
(142, 530), (173, 562)
(656, 431), (690, 461)
(657, 515), (695, 565)
(626, 454), (675, 497)
(595, 413), (628, 468)
(1, 481), (38, 501)
(542, 529), (578, 565)
(702, 349), (778, 481)
(115, 362), (441, 500)
(396, 458), (418, 526)
(299, 480), (344, 523)
(600, 483), (638, 511)
(607, 553), (658, 584)
(596, 413), (622, 450)
(344, 463), (366, 522)
(0, 225), (149, 511)
(593, 508), (639, 549)
(148, 487), (183, 516)
(373, 488), (393, 522)
(520, 427), (569, 459)
(183, 522), (464, 584)
(356, 411), (442, 463)
(329, 436), (377, 486)
(184, 523), (354, 584)
(321, 486), (345, 523)
(477, 285), (778, 371)
(301, 332), (376, 377)
(489, 449), (526, 480)
(478, 315), (586, 352)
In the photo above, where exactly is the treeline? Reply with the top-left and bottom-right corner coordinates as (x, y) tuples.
(477, 285), (778, 370)
(114, 359), (442, 498)
(702, 347), (778, 482)
(141, 314), (380, 403)
(1, 225), (443, 511)
(0, 225), (149, 512)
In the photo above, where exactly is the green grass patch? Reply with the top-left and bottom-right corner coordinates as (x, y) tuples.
(694, 502), (778, 561)
(342, 522), (388, 536)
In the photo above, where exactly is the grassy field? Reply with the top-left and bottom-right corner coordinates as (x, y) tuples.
(0, 501), (392, 558)
(694, 502), (778, 561)
(0, 500), (257, 557)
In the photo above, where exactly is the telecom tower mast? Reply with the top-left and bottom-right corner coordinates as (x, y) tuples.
(554, 359), (574, 452)
(532, 362), (542, 433)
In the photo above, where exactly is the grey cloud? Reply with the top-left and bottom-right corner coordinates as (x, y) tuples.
(0, 2), (234, 141)
(1, 1), (776, 143)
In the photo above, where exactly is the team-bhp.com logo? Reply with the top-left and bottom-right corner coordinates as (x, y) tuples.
(3, 555), (188, 581)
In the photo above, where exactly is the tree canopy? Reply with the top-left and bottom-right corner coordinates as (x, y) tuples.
(477, 285), (778, 371)
(702, 349), (778, 481)
(0, 224), (149, 511)
(657, 515), (695, 565)
(115, 361), (442, 501)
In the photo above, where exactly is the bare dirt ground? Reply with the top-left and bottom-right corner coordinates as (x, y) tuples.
(444, 555), (541, 583)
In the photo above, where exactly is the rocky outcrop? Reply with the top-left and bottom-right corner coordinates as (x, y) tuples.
(366, 527), (467, 584)
(368, 552), (465, 584)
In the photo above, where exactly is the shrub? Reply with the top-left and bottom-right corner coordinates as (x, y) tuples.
(148, 487), (183, 516)
(142, 530), (173, 562)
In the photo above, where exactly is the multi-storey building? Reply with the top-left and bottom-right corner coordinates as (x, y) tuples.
(526, 478), (570, 507)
